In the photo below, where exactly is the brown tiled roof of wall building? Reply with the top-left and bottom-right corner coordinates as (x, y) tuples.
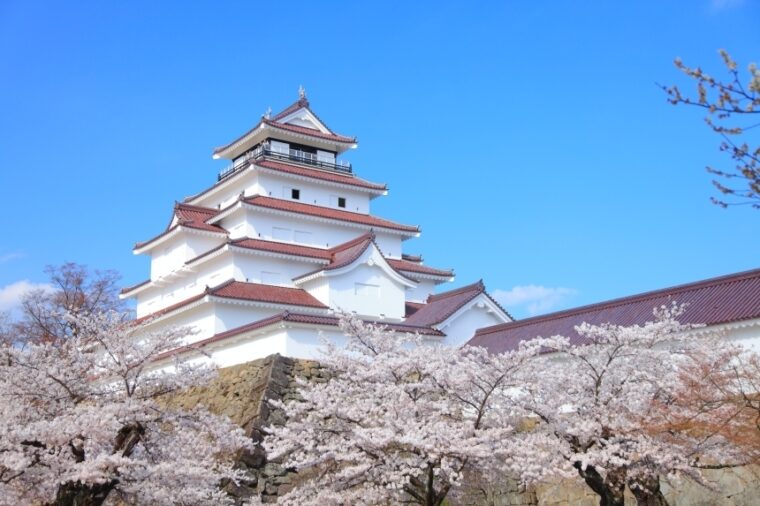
(468, 268), (760, 354)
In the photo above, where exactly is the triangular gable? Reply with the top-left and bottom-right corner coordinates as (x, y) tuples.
(276, 107), (331, 134)
(405, 280), (512, 328)
(435, 292), (512, 331)
(271, 96), (334, 134)
(294, 234), (417, 289)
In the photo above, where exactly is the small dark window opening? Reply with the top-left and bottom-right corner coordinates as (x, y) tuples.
(337, 197), (346, 208)
(291, 189), (301, 200)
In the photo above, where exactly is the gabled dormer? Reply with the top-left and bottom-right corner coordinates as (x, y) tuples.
(212, 89), (357, 173)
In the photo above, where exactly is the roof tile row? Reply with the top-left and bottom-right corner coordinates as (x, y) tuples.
(468, 268), (760, 353)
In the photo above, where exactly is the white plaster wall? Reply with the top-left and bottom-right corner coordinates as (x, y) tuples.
(300, 277), (330, 306)
(150, 239), (186, 280)
(440, 303), (509, 348)
(224, 211), (248, 240)
(242, 209), (403, 255)
(213, 304), (280, 334)
(186, 235), (224, 260)
(136, 255), (234, 317)
(405, 280), (438, 303)
(149, 234), (225, 281)
(231, 253), (318, 287)
(285, 327), (348, 359)
(191, 171), (260, 210)
(141, 303), (217, 343)
(328, 263), (407, 319)
(256, 172), (370, 214)
(724, 321), (760, 353)
(210, 329), (289, 367)
(284, 326), (446, 361)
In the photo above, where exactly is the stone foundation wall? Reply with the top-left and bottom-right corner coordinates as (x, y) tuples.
(164, 354), (324, 504)
(168, 354), (760, 505)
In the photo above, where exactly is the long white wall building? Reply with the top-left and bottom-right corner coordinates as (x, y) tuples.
(122, 91), (512, 366)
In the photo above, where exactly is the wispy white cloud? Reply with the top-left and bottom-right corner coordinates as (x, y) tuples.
(710, 0), (744, 12)
(0, 251), (25, 264)
(0, 280), (54, 314)
(492, 285), (577, 317)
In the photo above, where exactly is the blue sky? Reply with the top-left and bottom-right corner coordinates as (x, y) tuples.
(1, 0), (758, 319)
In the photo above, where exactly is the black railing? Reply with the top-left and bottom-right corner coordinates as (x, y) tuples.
(218, 146), (352, 181)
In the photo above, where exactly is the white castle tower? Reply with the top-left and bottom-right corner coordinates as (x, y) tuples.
(121, 91), (512, 366)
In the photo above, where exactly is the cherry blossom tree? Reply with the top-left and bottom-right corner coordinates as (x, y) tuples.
(7, 262), (125, 344)
(662, 50), (760, 208)
(518, 304), (747, 506)
(0, 311), (252, 506)
(652, 338), (760, 468)
(263, 315), (556, 506)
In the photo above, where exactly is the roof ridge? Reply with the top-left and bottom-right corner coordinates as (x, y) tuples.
(271, 97), (311, 121)
(474, 267), (760, 337)
(328, 231), (375, 254)
(206, 278), (237, 294)
(427, 279), (485, 302)
(176, 202), (217, 212)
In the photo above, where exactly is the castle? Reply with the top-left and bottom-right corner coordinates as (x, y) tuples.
(121, 90), (512, 366)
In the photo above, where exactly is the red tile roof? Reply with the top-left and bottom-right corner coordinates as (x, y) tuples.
(124, 236), (453, 296)
(387, 258), (454, 278)
(271, 97), (341, 138)
(271, 97), (311, 122)
(154, 310), (445, 360)
(292, 233), (419, 284)
(120, 279), (150, 295)
(242, 195), (420, 234)
(211, 280), (326, 308)
(212, 99), (356, 157)
(135, 204), (226, 250)
(262, 118), (355, 143)
(173, 203), (225, 233)
(404, 280), (499, 327)
(135, 279), (326, 323)
(468, 268), (760, 354)
(405, 301), (426, 317)
(324, 233), (376, 271)
(255, 159), (386, 191)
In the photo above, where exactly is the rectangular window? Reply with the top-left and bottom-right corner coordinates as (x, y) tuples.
(291, 188), (300, 200)
(355, 282), (380, 297)
(330, 195), (347, 208)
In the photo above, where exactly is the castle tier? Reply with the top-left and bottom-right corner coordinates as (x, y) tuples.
(122, 91), (512, 366)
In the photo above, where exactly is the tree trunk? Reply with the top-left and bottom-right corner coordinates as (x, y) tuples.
(52, 481), (116, 506)
(574, 462), (626, 506)
(51, 423), (144, 506)
(630, 476), (669, 506)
